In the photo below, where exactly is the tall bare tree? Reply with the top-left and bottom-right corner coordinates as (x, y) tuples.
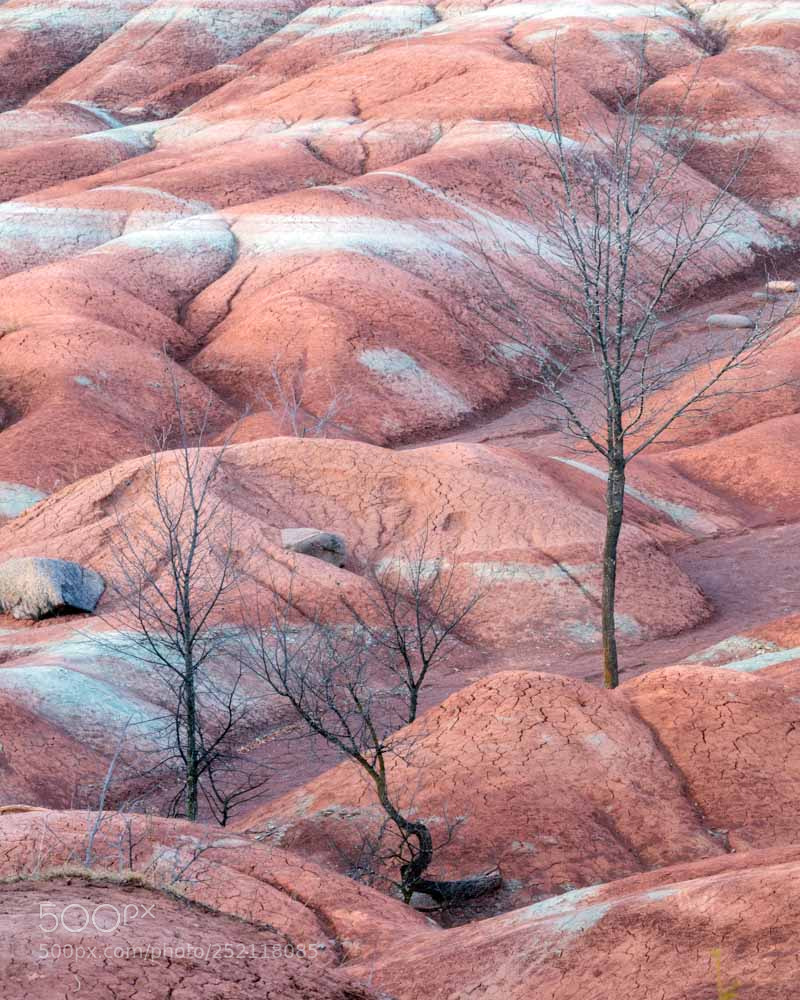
(244, 578), (498, 906)
(106, 374), (268, 822)
(467, 39), (785, 687)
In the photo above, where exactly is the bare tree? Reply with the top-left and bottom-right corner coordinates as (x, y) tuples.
(467, 39), (786, 687)
(343, 530), (482, 723)
(243, 591), (499, 906)
(84, 719), (132, 868)
(105, 374), (269, 822)
(262, 359), (349, 438)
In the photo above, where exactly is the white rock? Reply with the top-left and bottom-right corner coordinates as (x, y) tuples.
(766, 280), (797, 293)
(706, 313), (754, 329)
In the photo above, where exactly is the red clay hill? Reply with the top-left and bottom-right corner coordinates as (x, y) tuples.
(3, 0), (800, 996)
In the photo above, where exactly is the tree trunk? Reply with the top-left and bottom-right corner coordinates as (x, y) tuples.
(411, 867), (502, 906)
(184, 657), (199, 821)
(602, 457), (626, 689)
(374, 779), (501, 906)
(373, 777), (435, 901)
(407, 684), (419, 725)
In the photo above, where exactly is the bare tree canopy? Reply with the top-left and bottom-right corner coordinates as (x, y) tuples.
(466, 36), (788, 687)
(104, 374), (268, 823)
(343, 529), (482, 723)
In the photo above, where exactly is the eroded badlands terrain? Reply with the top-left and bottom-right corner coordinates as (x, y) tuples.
(2, 0), (800, 997)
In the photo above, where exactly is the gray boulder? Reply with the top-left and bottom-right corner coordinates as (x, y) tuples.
(281, 528), (347, 568)
(766, 280), (797, 294)
(706, 313), (754, 329)
(0, 557), (105, 620)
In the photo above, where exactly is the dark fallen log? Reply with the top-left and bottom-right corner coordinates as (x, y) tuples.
(411, 866), (502, 905)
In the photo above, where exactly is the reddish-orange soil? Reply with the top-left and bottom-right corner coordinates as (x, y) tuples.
(1, 878), (380, 1000)
(3, 0), (800, 995)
